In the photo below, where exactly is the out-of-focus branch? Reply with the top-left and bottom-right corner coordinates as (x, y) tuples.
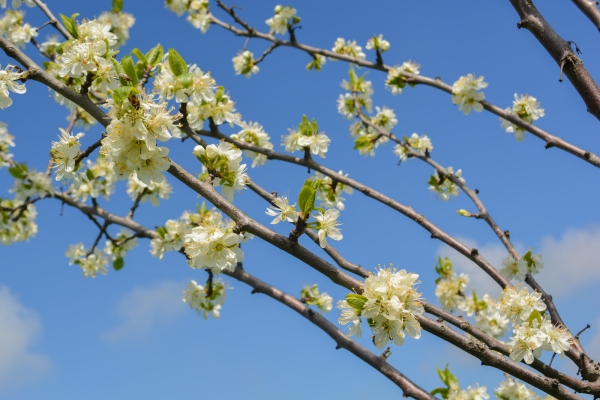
(207, 13), (600, 168)
(509, 0), (600, 121)
(572, 0), (600, 31)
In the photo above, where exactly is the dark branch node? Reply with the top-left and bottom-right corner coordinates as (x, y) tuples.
(470, 248), (479, 256)
(575, 324), (591, 339)
(568, 41), (582, 54)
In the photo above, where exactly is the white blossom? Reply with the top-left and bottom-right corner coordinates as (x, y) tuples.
(265, 195), (298, 224)
(265, 5), (298, 35)
(331, 38), (366, 60)
(230, 121), (273, 167)
(452, 74), (488, 115)
(183, 279), (226, 319)
(0, 64), (26, 109)
(428, 166), (465, 201)
(232, 50), (259, 77)
(385, 61), (420, 95)
(393, 133), (433, 162)
(314, 209), (343, 248)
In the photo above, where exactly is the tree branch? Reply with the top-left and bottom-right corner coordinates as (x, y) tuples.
(207, 13), (600, 168)
(31, 0), (73, 40)
(510, 0), (600, 121)
(571, 0), (600, 32)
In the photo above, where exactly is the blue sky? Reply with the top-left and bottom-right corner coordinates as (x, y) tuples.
(1, 0), (599, 399)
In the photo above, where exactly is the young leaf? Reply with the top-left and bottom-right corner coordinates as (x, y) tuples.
(121, 56), (138, 86)
(112, 86), (133, 105)
(111, 0), (124, 13)
(131, 48), (147, 65)
(528, 309), (543, 327)
(113, 257), (124, 271)
(176, 72), (193, 89)
(8, 163), (28, 180)
(168, 48), (187, 77)
(345, 294), (367, 312)
(146, 44), (164, 66)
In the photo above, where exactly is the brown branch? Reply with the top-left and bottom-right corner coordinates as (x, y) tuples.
(73, 132), (106, 166)
(510, 0), (600, 121)
(253, 42), (279, 65)
(126, 188), (147, 220)
(196, 128), (510, 289)
(0, 36), (109, 128)
(572, 0), (600, 31)
(49, 189), (434, 400)
(31, 0), (73, 40)
(228, 267), (435, 400)
(208, 14), (600, 169)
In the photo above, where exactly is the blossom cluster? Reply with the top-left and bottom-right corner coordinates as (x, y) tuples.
(100, 91), (180, 185)
(126, 172), (172, 206)
(232, 50), (259, 78)
(182, 279), (226, 319)
(337, 72), (373, 119)
(150, 210), (196, 259)
(499, 94), (545, 142)
(98, 10), (136, 48)
(281, 115), (330, 158)
(230, 121), (273, 167)
(385, 61), (420, 95)
(65, 243), (109, 278)
(193, 142), (248, 202)
(166, 0), (211, 33)
(365, 34), (390, 53)
(348, 106), (397, 156)
(10, 168), (51, 201)
(337, 266), (424, 349)
(71, 156), (116, 202)
(0, 123), (14, 168)
(104, 229), (138, 264)
(300, 284), (333, 313)
(184, 208), (245, 274)
(331, 38), (366, 61)
(54, 19), (120, 91)
(265, 5), (299, 35)
(265, 195), (298, 224)
(310, 171), (353, 211)
(0, 64), (26, 109)
(495, 378), (546, 400)
(50, 128), (87, 188)
(498, 286), (572, 364)
(0, 0), (35, 9)
(500, 248), (544, 282)
(451, 74), (488, 115)
(0, 9), (37, 49)
(0, 198), (37, 245)
(434, 258), (509, 338)
(393, 133), (433, 162)
(428, 166), (465, 201)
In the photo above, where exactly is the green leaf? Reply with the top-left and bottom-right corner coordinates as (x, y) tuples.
(8, 163), (28, 180)
(428, 175), (439, 187)
(430, 388), (448, 398)
(168, 48), (187, 77)
(345, 294), (367, 312)
(176, 72), (193, 89)
(145, 44), (164, 66)
(528, 309), (543, 327)
(113, 257), (124, 271)
(298, 179), (318, 216)
(214, 86), (224, 103)
(112, 86), (133, 105)
(156, 226), (167, 238)
(111, 0), (124, 13)
(121, 56), (138, 86)
(59, 13), (80, 39)
(131, 48), (147, 65)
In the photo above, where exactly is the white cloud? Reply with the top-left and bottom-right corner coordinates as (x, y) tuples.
(535, 226), (600, 296)
(102, 281), (186, 342)
(437, 226), (600, 299)
(0, 285), (51, 389)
